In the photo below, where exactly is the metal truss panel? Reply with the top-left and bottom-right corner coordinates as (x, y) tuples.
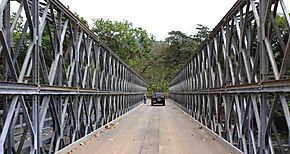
(169, 0), (290, 153)
(0, 0), (147, 153)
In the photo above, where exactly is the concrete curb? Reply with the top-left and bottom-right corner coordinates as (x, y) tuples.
(56, 101), (144, 154)
(169, 99), (244, 154)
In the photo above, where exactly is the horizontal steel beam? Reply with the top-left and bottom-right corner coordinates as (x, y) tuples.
(171, 79), (290, 94)
(0, 82), (146, 95)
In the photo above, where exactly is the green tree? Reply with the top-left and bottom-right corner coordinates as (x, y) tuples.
(161, 24), (211, 83)
(74, 12), (89, 27)
(192, 24), (211, 44)
(272, 13), (289, 68)
(141, 41), (169, 92)
(165, 31), (196, 66)
(92, 19), (154, 69)
(143, 25), (211, 93)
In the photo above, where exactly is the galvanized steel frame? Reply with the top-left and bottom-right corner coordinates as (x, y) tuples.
(169, 0), (290, 153)
(0, 0), (147, 153)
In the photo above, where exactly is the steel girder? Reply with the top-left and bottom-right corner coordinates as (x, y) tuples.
(169, 0), (290, 153)
(0, 0), (147, 153)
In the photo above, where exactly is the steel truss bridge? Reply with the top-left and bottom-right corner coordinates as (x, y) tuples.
(0, 0), (147, 153)
(0, 0), (289, 153)
(169, 0), (290, 153)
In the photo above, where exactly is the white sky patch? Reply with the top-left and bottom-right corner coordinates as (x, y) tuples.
(59, 0), (289, 41)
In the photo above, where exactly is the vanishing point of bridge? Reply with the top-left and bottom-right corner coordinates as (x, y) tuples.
(0, 0), (289, 153)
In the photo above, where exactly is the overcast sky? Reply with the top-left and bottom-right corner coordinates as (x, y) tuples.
(59, 0), (289, 41)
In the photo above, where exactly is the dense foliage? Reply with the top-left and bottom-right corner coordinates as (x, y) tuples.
(145, 25), (211, 92)
(92, 19), (154, 70)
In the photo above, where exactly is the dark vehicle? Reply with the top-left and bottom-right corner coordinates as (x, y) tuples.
(151, 92), (165, 106)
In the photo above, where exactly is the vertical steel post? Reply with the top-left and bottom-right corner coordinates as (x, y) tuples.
(259, 0), (267, 153)
(32, 0), (40, 153)
(3, 1), (11, 153)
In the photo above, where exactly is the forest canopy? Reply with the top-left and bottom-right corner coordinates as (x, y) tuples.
(91, 19), (211, 92)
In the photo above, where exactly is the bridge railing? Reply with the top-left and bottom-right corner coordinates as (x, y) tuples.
(0, 0), (147, 153)
(169, 0), (290, 153)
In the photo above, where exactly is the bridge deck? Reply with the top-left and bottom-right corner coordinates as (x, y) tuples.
(62, 100), (236, 154)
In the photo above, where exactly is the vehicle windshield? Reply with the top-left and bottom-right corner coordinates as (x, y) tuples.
(153, 92), (164, 97)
